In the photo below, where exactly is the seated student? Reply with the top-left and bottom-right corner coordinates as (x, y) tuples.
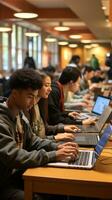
(80, 65), (95, 91)
(25, 72), (78, 141)
(78, 66), (100, 101)
(0, 68), (78, 200)
(48, 66), (96, 125)
(91, 68), (105, 83)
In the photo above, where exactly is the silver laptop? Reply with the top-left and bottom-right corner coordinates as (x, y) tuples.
(77, 106), (112, 133)
(47, 124), (112, 169)
(79, 95), (111, 120)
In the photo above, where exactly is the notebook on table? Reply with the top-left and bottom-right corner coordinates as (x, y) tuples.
(77, 106), (112, 133)
(47, 124), (112, 169)
(79, 95), (111, 120)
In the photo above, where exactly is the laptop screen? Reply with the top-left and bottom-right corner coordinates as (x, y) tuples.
(92, 96), (110, 115)
(95, 125), (112, 158)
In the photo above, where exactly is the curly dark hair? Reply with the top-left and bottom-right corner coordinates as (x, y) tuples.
(9, 68), (43, 90)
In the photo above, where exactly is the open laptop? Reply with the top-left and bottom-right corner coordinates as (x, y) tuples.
(74, 132), (100, 147)
(93, 87), (103, 101)
(79, 95), (111, 120)
(77, 106), (112, 133)
(47, 124), (112, 169)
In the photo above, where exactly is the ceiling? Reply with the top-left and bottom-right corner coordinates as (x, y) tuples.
(0, 0), (112, 43)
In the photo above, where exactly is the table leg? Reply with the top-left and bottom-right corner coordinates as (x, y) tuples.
(24, 180), (32, 200)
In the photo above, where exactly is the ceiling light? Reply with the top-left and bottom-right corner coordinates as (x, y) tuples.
(14, 12), (38, 19)
(69, 44), (78, 48)
(54, 26), (70, 31)
(84, 45), (92, 49)
(58, 41), (68, 45)
(45, 37), (57, 42)
(91, 44), (99, 48)
(69, 35), (82, 39)
(102, 6), (106, 10)
(25, 32), (39, 37)
(0, 27), (12, 32)
(81, 39), (91, 43)
(54, 22), (70, 31)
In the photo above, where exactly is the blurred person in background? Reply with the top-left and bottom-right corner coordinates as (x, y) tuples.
(68, 55), (81, 69)
(90, 54), (100, 70)
(23, 51), (36, 69)
(105, 52), (112, 80)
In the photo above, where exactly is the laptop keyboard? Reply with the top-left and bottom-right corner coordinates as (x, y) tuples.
(77, 125), (98, 133)
(86, 135), (98, 145)
(75, 135), (98, 145)
(69, 151), (90, 166)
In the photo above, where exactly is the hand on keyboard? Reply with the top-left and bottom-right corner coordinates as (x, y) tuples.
(76, 113), (89, 120)
(82, 117), (96, 125)
(68, 154), (79, 164)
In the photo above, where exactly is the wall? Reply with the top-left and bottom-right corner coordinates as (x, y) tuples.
(60, 43), (111, 69)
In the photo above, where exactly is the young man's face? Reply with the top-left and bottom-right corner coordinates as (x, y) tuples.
(15, 88), (39, 111)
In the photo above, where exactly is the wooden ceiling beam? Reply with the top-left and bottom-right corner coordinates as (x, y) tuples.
(0, 0), (38, 12)
(36, 8), (77, 19)
(0, 0), (94, 40)
(0, 0), (78, 19)
(0, 4), (15, 20)
(109, 0), (112, 22)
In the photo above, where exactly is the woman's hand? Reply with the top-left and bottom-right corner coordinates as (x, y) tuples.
(54, 133), (75, 142)
(68, 111), (80, 119)
(82, 117), (97, 125)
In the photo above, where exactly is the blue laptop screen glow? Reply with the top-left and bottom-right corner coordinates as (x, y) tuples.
(95, 125), (112, 157)
(92, 96), (110, 115)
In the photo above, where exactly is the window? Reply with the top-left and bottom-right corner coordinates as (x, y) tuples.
(17, 26), (23, 68)
(0, 23), (43, 71)
(11, 24), (16, 69)
(2, 33), (9, 70)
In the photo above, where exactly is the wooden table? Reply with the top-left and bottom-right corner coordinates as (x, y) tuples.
(23, 149), (112, 200)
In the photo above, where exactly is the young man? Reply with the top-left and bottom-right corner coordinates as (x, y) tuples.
(0, 69), (78, 200)
(48, 67), (95, 125)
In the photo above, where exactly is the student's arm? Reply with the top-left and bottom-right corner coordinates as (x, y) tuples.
(0, 123), (57, 169)
(45, 123), (64, 135)
(48, 89), (82, 125)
